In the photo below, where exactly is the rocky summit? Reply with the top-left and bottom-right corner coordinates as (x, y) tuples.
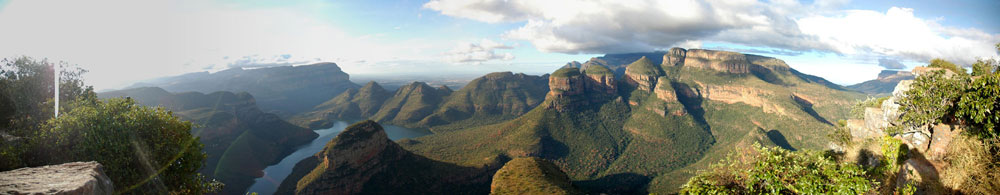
(0, 161), (114, 195)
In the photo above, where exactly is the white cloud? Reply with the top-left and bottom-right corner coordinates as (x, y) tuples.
(425, 0), (1000, 66)
(0, 0), (440, 90)
(444, 39), (516, 63)
(797, 7), (1000, 66)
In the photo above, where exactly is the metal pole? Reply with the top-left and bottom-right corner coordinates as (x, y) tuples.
(54, 63), (59, 118)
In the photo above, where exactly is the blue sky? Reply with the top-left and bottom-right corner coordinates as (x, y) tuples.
(0, 0), (997, 90)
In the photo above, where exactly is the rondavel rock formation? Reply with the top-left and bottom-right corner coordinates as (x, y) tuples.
(0, 161), (114, 195)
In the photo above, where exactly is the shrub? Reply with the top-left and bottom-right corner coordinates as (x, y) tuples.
(897, 70), (965, 132)
(927, 58), (967, 76)
(680, 144), (874, 194)
(37, 98), (217, 194)
(956, 73), (1000, 140)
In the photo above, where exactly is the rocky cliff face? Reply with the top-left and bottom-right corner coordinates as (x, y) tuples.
(624, 56), (665, 91)
(0, 161), (113, 195)
(662, 47), (687, 67)
(583, 65), (617, 95)
(545, 65), (624, 111)
(683, 49), (752, 74)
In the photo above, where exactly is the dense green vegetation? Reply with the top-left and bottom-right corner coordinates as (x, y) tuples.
(624, 56), (663, 76)
(491, 157), (581, 195)
(927, 58), (967, 76)
(0, 57), (219, 193)
(898, 57), (999, 139)
(681, 144), (873, 194)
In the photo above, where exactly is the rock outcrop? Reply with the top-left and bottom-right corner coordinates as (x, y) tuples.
(490, 157), (581, 195)
(583, 64), (617, 95)
(0, 161), (113, 195)
(662, 47), (687, 67)
(653, 76), (676, 103)
(847, 70), (915, 95)
(547, 68), (587, 111)
(624, 56), (664, 91)
(683, 49), (752, 74)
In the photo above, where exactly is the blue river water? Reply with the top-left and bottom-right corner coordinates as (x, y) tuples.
(245, 120), (431, 194)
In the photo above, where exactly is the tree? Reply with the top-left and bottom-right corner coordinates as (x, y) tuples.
(928, 58), (968, 76)
(0, 56), (95, 135)
(37, 98), (216, 193)
(897, 70), (966, 132)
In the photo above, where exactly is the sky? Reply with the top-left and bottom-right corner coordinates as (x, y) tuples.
(0, 0), (997, 91)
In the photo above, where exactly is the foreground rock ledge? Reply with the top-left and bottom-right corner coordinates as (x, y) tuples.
(0, 161), (114, 195)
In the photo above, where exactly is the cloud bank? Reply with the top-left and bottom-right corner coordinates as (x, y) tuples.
(444, 39), (515, 63)
(425, 0), (1000, 66)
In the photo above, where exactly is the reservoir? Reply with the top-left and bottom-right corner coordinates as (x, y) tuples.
(245, 120), (431, 194)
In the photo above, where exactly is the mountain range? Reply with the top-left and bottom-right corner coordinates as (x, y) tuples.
(275, 48), (864, 194)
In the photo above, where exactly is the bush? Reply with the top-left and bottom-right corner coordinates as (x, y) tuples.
(927, 58), (967, 76)
(956, 73), (1000, 140)
(897, 70), (966, 132)
(850, 96), (889, 119)
(37, 98), (216, 194)
(680, 144), (874, 194)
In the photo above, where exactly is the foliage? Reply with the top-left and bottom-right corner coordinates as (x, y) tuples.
(956, 67), (1000, 140)
(0, 56), (95, 136)
(927, 58), (967, 75)
(850, 96), (889, 119)
(827, 120), (852, 147)
(971, 58), (998, 76)
(878, 136), (907, 175)
(37, 98), (218, 193)
(897, 70), (966, 132)
(680, 144), (874, 194)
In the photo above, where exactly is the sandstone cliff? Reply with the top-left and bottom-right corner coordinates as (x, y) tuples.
(624, 56), (665, 91)
(683, 49), (752, 74)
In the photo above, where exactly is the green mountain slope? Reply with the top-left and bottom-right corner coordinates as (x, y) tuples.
(399, 48), (861, 193)
(293, 72), (551, 131)
(491, 157), (582, 195)
(278, 120), (504, 194)
(98, 87), (318, 194)
(280, 48), (862, 194)
(419, 72), (549, 132)
(291, 81), (392, 129)
(371, 81), (451, 126)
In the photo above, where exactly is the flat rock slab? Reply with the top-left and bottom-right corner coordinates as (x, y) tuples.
(0, 161), (113, 195)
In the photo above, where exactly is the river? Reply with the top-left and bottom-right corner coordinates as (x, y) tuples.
(245, 120), (432, 194)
